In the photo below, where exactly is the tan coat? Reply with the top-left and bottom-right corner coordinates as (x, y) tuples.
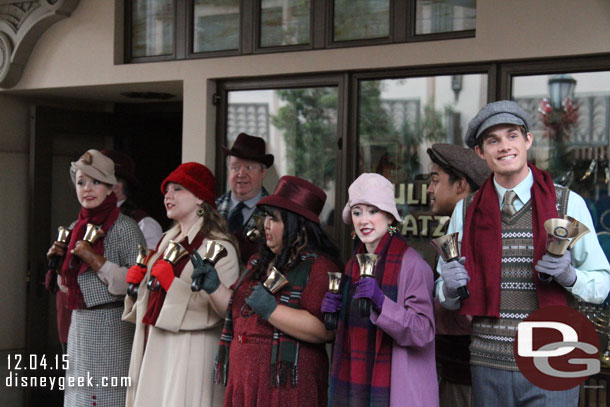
(123, 218), (240, 407)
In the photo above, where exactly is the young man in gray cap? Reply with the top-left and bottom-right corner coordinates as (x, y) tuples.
(216, 132), (274, 263)
(427, 143), (490, 407)
(436, 101), (610, 406)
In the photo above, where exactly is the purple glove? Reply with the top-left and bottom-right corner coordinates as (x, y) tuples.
(321, 292), (343, 313)
(354, 278), (385, 311)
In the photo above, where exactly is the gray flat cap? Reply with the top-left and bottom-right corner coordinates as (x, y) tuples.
(427, 143), (491, 188)
(465, 100), (531, 148)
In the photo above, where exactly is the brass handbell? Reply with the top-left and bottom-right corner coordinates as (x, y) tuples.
(356, 253), (378, 317)
(148, 240), (185, 290)
(83, 224), (105, 245)
(263, 266), (289, 294)
(127, 244), (152, 298)
(190, 241), (228, 292)
(544, 216), (590, 257)
(48, 226), (71, 271)
(430, 233), (469, 300)
(324, 272), (343, 330)
(246, 215), (264, 242)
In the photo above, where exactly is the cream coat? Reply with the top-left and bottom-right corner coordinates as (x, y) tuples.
(123, 218), (240, 407)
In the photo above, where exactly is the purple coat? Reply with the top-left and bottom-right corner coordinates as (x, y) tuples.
(370, 247), (439, 407)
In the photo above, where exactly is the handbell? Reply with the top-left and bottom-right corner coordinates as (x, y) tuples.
(430, 233), (469, 300)
(83, 224), (105, 245)
(48, 226), (71, 271)
(148, 240), (185, 291)
(356, 254), (378, 317)
(191, 241), (228, 292)
(263, 266), (289, 294)
(246, 215), (264, 242)
(324, 272), (343, 330)
(128, 244), (152, 298)
(544, 216), (590, 257)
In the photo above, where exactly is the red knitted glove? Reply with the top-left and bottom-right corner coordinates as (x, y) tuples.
(151, 260), (175, 291)
(126, 265), (148, 285)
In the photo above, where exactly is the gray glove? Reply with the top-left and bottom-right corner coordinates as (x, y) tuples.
(245, 284), (278, 320)
(535, 251), (576, 287)
(441, 257), (470, 298)
(190, 251), (221, 294)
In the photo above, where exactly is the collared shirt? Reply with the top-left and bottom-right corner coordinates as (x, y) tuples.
(229, 190), (263, 227)
(436, 169), (610, 309)
(118, 199), (163, 249)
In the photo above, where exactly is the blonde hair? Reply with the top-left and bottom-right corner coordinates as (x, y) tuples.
(199, 201), (241, 261)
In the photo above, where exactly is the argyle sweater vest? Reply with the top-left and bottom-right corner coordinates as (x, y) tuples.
(464, 185), (569, 371)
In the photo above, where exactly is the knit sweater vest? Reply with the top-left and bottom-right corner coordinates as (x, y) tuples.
(463, 185), (569, 371)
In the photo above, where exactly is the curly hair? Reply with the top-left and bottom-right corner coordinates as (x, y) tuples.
(255, 205), (340, 279)
(198, 201), (241, 261)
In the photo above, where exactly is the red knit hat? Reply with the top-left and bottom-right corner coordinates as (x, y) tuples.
(257, 175), (326, 224)
(160, 162), (216, 208)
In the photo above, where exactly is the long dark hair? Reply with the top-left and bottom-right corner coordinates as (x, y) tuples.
(256, 205), (340, 277)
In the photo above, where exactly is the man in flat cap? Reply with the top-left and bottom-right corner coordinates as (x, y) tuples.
(436, 101), (610, 406)
(427, 143), (490, 407)
(216, 132), (274, 263)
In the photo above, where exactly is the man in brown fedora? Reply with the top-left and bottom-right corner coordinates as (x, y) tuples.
(426, 143), (490, 407)
(216, 133), (274, 263)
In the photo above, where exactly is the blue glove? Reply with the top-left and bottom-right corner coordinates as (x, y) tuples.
(535, 251), (576, 287)
(190, 251), (221, 293)
(354, 278), (385, 310)
(321, 292), (343, 313)
(245, 284), (278, 320)
(441, 257), (469, 298)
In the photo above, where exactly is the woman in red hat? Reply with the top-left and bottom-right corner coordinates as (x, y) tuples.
(195, 175), (341, 406)
(123, 162), (241, 407)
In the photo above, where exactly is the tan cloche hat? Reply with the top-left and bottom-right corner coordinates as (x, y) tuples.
(70, 149), (118, 185)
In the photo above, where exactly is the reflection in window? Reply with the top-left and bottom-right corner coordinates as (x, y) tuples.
(193, 0), (240, 53)
(260, 0), (310, 47)
(357, 74), (487, 263)
(333, 0), (390, 42)
(227, 88), (338, 229)
(513, 71), (610, 235)
(415, 0), (476, 35)
(131, 0), (174, 57)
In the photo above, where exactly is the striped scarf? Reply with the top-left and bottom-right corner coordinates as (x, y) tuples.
(215, 253), (315, 387)
(329, 233), (408, 407)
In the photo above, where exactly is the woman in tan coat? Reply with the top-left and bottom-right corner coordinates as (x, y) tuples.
(123, 162), (240, 407)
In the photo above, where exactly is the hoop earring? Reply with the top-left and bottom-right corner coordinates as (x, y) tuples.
(388, 225), (399, 236)
(197, 205), (205, 217)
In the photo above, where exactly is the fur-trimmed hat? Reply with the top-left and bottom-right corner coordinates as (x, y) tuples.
(257, 175), (326, 224)
(160, 162), (216, 208)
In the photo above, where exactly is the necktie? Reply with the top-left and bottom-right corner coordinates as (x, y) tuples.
(228, 201), (245, 233)
(502, 190), (517, 217)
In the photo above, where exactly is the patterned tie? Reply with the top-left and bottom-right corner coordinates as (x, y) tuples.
(228, 201), (246, 233)
(502, 190), (517, 217)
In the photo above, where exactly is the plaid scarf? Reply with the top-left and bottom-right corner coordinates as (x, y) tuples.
(142, 229), (205, 325)
(461, 164), (567, 317)
(215, 253), (315, 387)
(329, 233), (408, 407)
(62, 193), (120, 310)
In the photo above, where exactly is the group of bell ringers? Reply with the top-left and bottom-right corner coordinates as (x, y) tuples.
(45, 101), (610, 407)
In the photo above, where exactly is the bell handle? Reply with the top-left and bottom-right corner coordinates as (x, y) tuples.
(324, 312), (338, 330)
(359, 298), (371, 317)
(147, 277), (161, 291)
(127, 283), (139, 298)
(457, 286), (469, 301)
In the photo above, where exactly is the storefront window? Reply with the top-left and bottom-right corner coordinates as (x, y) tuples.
(415, 0), (476, 35)
(227, 87), (339, 230)
(193, 0), (240, 53)
(260, 0), (311, 47)
(131, 0), (174, 57)
(333, 0), (390, 42)
(357, 74), (487, 263)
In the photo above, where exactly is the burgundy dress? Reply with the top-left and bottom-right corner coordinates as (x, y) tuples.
(224, 255), (337, 407)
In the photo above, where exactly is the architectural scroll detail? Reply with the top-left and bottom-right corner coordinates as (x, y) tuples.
(0, 0), (79, 88)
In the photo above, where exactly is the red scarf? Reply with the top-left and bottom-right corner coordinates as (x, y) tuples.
(330, 233), (408, 405)
(61, 193), (120, 310)
(142, 230), (206, 326)
(461, 164), (567, 317)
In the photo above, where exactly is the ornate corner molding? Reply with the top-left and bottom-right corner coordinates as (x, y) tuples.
(0, 0), (80, 88)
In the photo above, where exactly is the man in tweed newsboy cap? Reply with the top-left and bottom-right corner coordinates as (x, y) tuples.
(436, 100), (610, 406)
(426, 143), (490, 407)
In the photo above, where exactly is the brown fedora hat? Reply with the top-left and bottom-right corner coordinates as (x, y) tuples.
(257, 175), (326, 224)
(222, 133), (274, 168)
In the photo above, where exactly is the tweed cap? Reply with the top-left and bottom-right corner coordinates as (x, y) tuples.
(70, 149), (117, 186)
(465, 100), (531, 148)
(427, 143), (491, 188)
